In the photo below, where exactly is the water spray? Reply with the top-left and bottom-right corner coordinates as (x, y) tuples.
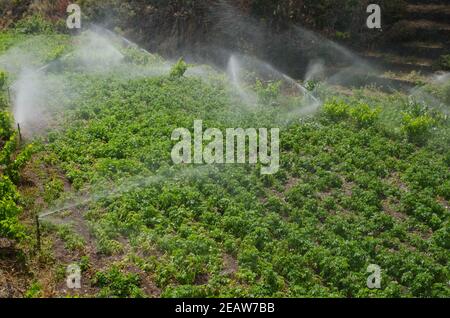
(17, 123), (22, 142)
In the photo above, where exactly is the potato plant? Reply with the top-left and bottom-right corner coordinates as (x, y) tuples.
(39, 69), (448, 297)
(0, 27), (448, 298)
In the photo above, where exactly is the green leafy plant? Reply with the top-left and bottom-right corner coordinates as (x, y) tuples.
(0, 133), (17, 166)
(305, 80), (319, 92)
(93, 266), (145, 298)
(170, 58), (188, 78)
(43, 177), (64, 204)
(56, 225), (86, 251)
(1, 21), (448, 298)
(24, 282), (42, 298)
(4, 143), (35, 184)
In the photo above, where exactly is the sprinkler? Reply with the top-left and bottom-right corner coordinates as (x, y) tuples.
(7, 86), (11, 104)
(17, 123), (22, 142)
(35, 214), (41, 252)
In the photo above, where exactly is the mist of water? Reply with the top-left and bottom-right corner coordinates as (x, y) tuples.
(39, 166), (213, 220)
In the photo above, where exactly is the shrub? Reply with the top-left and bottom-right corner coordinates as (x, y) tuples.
(0, 70), (6, 90)
(323, 100), (379, 127)
(24, 282), (42, 298)
(0, 111), (13, 139)
(0, 95), (7, 110)
(170, 58), (188, 78)
(432, 226), (450, 249)
(255, 79), (282, 104)
(401, 113), (435, 144)
(162, 285), (208, 298)
(349, 103), (380, 127)
(4, 143), (35, 184)
(419, 81), (450, 109)
(322, 100), (349, 121)
(79, 256), (91, 272)
(14, 15), (54, 34)
(436, 55), (450, 71)
(122, 47), (158, 65)
(0, 133), (17, 166)
(0, 175), (25, 239)
(304, 80), (320, 92)
(44, 45), (66, 63)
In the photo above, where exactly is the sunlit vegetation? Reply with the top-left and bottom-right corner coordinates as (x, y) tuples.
(0, 20), (449, 298)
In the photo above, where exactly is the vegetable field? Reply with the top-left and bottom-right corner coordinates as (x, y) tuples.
(0, 20), (449, 298)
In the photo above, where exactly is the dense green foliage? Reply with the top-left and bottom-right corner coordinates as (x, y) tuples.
(0, 28), (449, 298)
(170, 58), (188, 78)
(0, 175), (24, 239)
(0, 33), (35, 239)
(0, 70), (6, 89)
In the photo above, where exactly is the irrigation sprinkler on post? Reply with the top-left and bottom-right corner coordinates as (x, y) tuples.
(35, 214), (41, 252)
